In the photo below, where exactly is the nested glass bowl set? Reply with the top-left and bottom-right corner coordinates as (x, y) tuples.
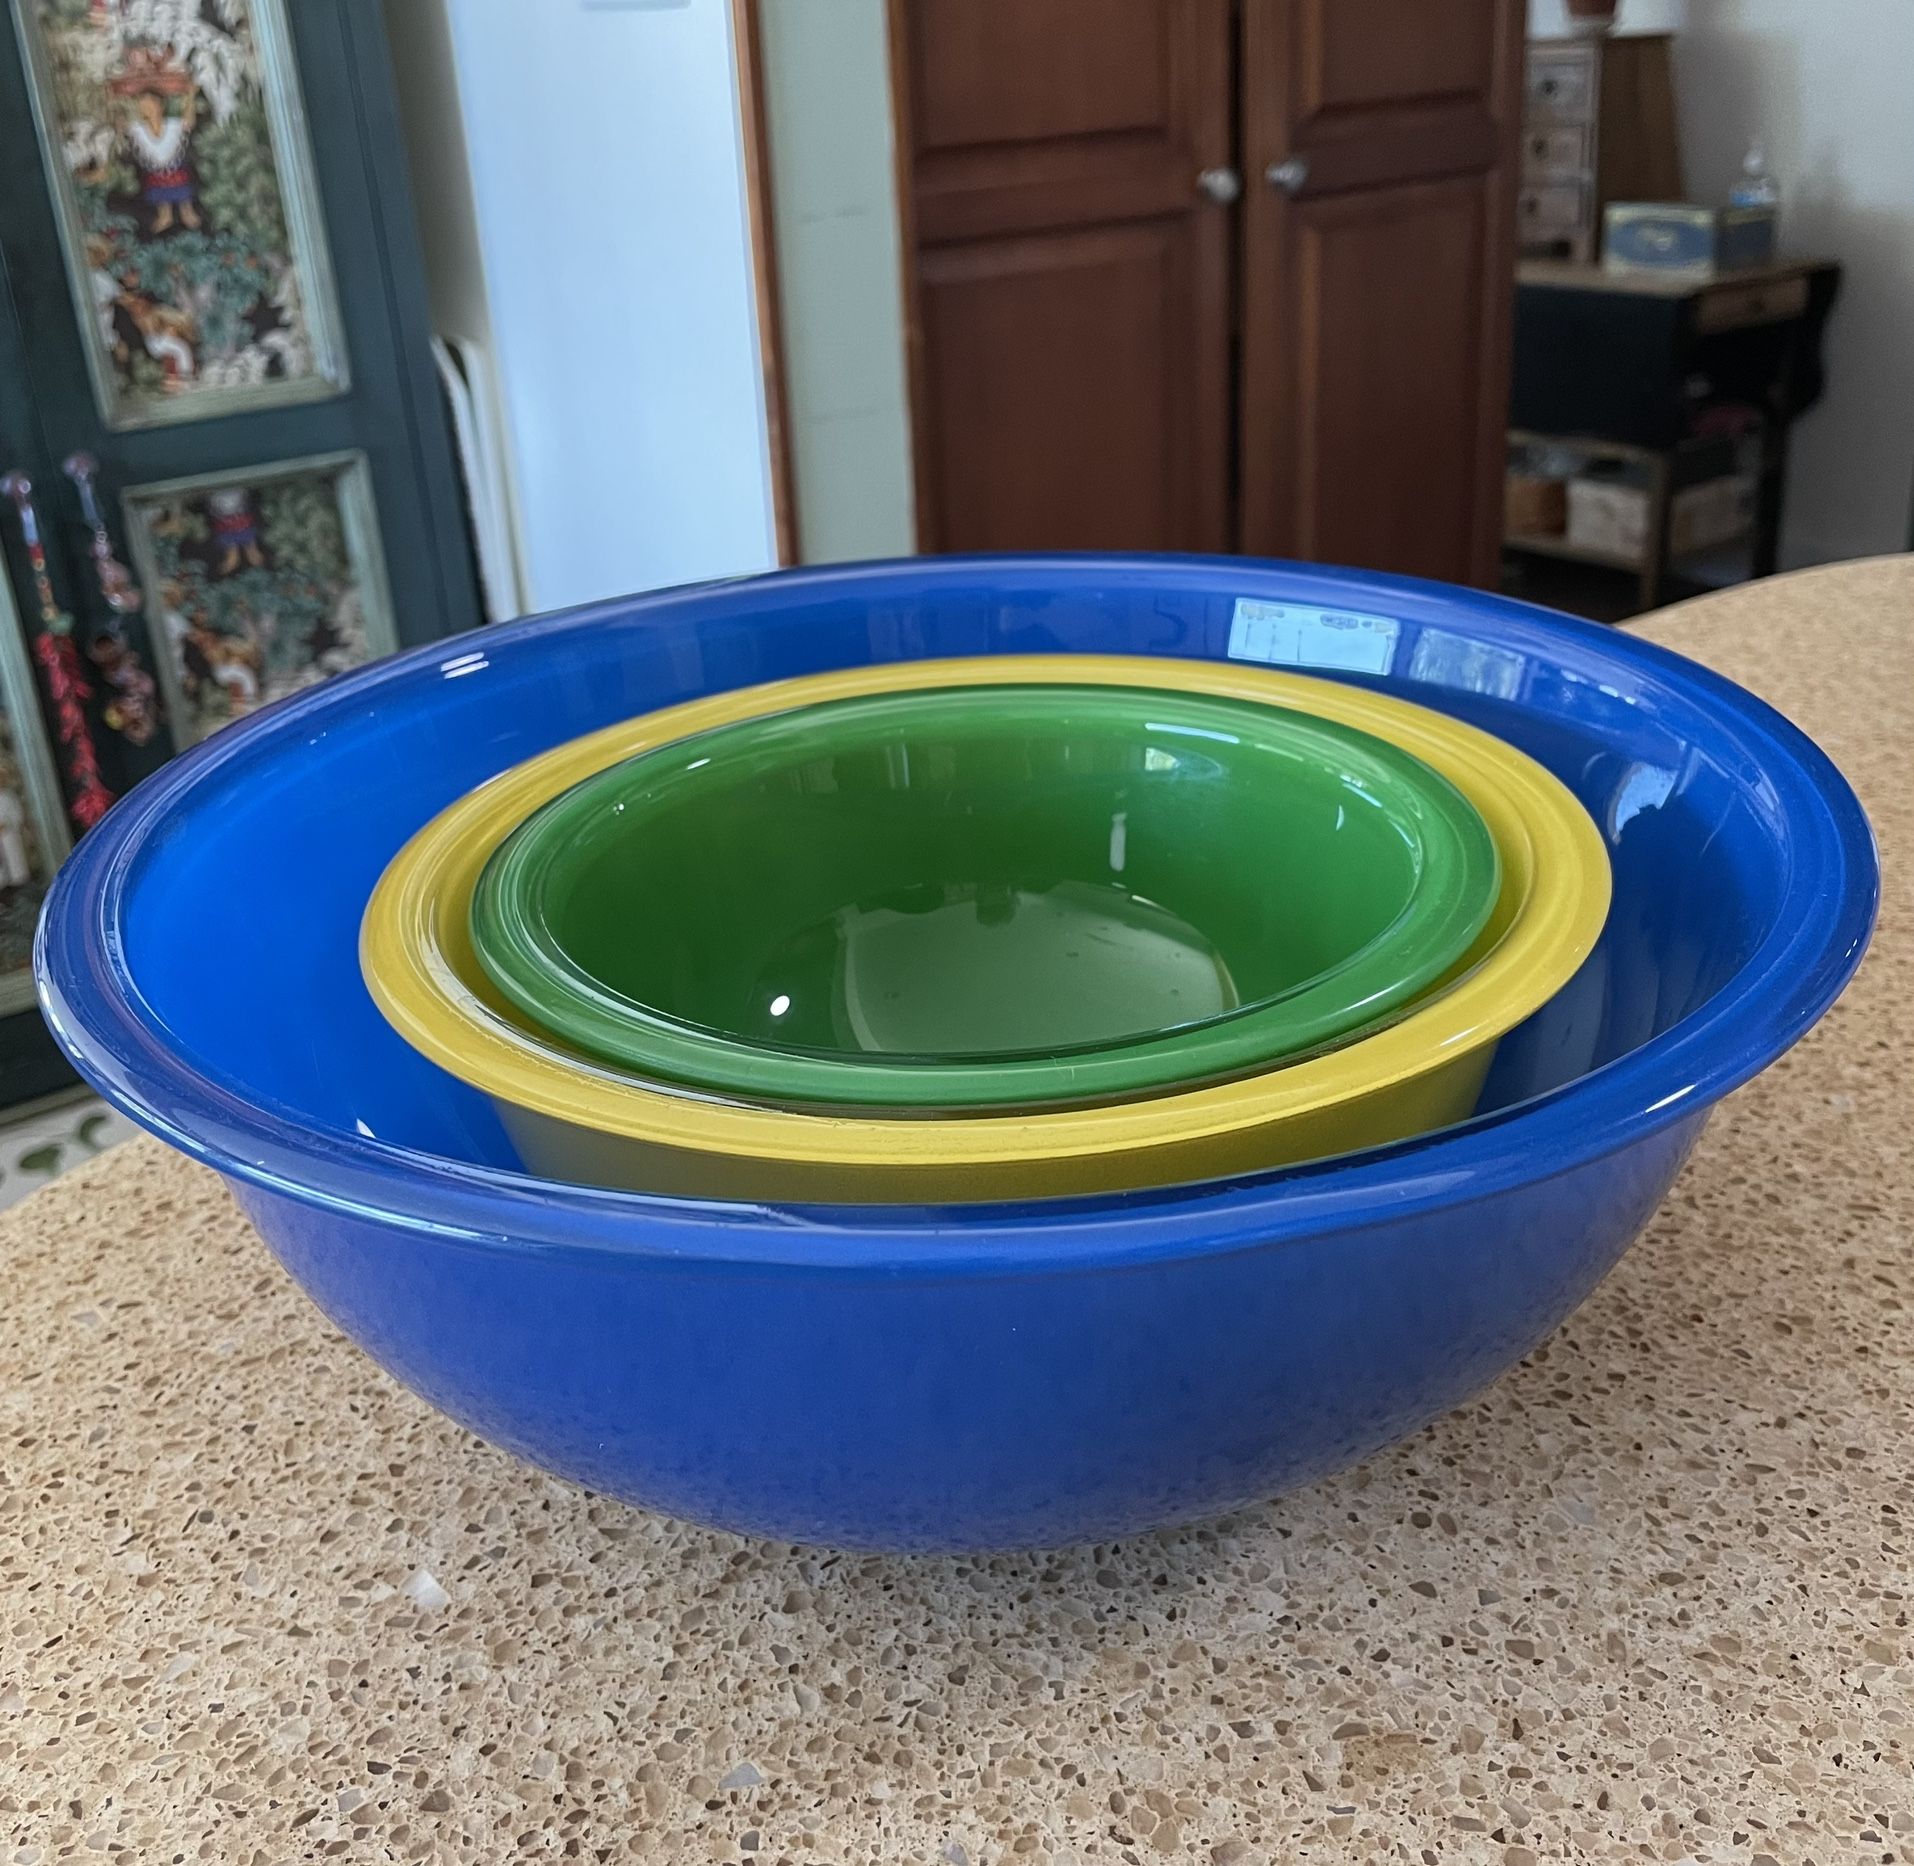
(39, 558), (1875, 1550)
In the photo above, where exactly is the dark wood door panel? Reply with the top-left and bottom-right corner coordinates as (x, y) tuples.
(1283, 104), (1502, 197)
(912, 155), (1213, 247)
(915, 220), (1225, 552)
(893, 0), (1520, 576)
(910, 0), (1171, 151)
(1240, 0), (1522, 583)
(1259, 176), (1491, 580)
(902, 0), (1230, 242)
(1301, 0), (1500, 119)
(891, 0), (1233, 553)
(1252, 0), (1515, 193)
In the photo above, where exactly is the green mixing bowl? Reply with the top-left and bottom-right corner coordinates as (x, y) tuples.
(469, 682), (1500, 1112)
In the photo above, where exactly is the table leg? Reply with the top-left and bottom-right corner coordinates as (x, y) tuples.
(1752, 420), (1788, 580)
(1639, 451), (1673, 614)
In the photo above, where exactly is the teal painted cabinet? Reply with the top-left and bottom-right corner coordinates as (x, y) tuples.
(0, 0), (479, 1104)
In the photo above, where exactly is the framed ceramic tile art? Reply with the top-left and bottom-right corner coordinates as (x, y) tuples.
(0, 575), (74, 1015)
(122, 450), (396, 746)
(11, 0), (347, 428)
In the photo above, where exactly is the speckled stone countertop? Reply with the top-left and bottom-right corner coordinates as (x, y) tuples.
(3, 558), (1909, 1865)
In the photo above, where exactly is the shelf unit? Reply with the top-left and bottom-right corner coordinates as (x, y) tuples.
(1502, 428), (1757, 614)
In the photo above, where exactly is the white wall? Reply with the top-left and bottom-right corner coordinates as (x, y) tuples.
(381, 1), (492, 360)
(394, 0), (777, 612)
(1675, 1), (1914, 563)
(755, 0), (915, 562)
(383, 0), (528, 614)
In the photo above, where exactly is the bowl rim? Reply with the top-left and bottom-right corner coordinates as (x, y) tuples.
(470, 679), (1503, 1108)
(36, 554), (1878, 1274)
(363, 652), (1600, 1185)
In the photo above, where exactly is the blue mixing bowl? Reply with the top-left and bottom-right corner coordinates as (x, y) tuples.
(37, 558), (1875, 1552)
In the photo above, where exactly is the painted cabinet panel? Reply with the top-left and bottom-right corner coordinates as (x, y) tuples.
(124, 450), (393, 744)
(0, 0), (479, 1105)
(15, 0), (347, 429)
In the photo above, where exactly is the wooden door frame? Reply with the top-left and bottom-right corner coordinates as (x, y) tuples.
(882, 0), (935, 552)
(728, 0), (799, 567)
(1469, 0), (1527, 584)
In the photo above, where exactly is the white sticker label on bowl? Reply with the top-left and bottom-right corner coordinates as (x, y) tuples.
(1227, 598), (1401, 675)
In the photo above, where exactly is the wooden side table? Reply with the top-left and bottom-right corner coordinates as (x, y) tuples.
(1505, 258), (1841, 614)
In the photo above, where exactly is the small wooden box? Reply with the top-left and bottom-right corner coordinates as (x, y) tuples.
(1566, 473), (1755, 564)
(1505, 471), (1569, 538)
(1566, 477), (1646, 560)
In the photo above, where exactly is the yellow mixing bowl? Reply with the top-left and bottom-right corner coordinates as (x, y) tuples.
(362, 655), (1611, 1202)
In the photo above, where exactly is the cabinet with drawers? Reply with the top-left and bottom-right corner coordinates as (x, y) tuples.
(1519, 34), (1682, 265)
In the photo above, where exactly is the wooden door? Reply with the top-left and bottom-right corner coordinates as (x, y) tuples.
(890, 0), (1234, 554)
(1238, 0), (1523, 584)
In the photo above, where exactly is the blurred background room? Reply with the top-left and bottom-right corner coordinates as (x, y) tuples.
(388, 0), (1914, 615)
(0, 0), (1907, 1156)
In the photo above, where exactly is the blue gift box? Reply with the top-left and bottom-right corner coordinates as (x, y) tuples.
(1603, 202), (1777, 276)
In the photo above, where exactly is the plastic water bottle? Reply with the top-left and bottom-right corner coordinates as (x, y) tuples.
(1731, 143), (1781, 211)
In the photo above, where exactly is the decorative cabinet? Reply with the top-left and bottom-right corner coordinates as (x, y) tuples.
(1518, 33), (1682, 265)
(0, 0), (479, 1106)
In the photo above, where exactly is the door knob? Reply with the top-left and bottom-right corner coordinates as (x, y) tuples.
(1266, 156), (1312, 194)
(1196, 166), (1242, 204)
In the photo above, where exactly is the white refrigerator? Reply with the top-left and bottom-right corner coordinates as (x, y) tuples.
(384, 0), (779, 619)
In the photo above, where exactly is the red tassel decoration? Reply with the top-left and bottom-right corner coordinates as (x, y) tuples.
(3, 472), (117, 831)
(32, 630), (114, 828)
